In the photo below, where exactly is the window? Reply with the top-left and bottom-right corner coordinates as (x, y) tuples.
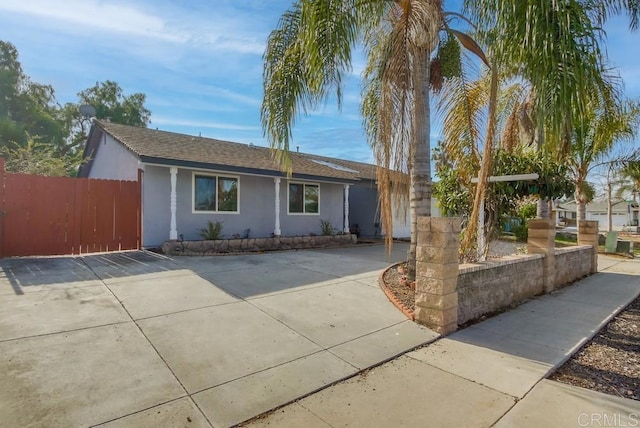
(193, 174), (238, 213)
(289, 183), (319, 214)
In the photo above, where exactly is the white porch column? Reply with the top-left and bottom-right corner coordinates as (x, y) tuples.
(274, 177), (282, 236)
(169, 167), (178, 240)
(343, 184), (350, 233)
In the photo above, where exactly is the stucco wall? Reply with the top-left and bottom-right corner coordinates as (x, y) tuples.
(141, 165), (346, 247)
(87, 134), (139, 181)
(349, 184), (447, 239)
(141, 165), (171, 248)
(281, 180), (345, 237)
(554, 245), (592, 286)
(349, 183), (380, 237)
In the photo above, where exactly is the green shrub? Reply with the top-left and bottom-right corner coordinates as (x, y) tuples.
(199, 220), (223, 240)
(519, 202), (537, 220)
(512, 224), (528, 242)
(320, 219), (334, 236)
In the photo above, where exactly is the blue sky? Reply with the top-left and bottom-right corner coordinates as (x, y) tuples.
(0, 1), (638, 165)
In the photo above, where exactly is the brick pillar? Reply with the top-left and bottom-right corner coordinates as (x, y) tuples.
(527, 219), (556, 292)
(414, 217), (461, 335)
(578, 220), (599, 274)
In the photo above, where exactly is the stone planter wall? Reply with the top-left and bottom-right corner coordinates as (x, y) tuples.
(413, 215), (598, 333)
(457, 254), (545, 325)
(162, 234), (357, 255)
(555, 245), (593, 286)
(456, 245), (594, 325)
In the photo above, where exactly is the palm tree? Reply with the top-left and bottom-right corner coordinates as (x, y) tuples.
(463, 0), (639, 231)
(618, 160), (640, 204)
(571, 96), (640, 220)
(435, 69), (536, 257)
(263, 1), (486, 279)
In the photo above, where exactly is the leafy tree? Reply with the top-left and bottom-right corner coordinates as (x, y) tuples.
(434, 146), (574, 246)
(76, 80), (150, 127)
(0, 41), (66, 150)
(0, 42), (150, 175)
(432, 141), (472, 217)
(61, 80), (151, 156)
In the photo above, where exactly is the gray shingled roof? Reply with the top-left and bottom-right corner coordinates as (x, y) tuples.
(87, 120), (377, 182)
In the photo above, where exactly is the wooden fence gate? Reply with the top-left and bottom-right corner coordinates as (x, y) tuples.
(0, 160), (141, 257)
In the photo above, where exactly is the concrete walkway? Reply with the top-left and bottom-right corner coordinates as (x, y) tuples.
(250, 255), (640, 428)
(0, 243), (439, 427)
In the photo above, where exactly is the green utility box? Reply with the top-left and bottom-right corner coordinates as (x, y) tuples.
(605, 231), (618, 254)
(616, 240), (634, 255)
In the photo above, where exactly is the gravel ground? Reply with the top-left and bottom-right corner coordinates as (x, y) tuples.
(549, 295), (640, 400)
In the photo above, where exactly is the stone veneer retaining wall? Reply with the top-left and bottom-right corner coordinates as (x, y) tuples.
(456, 245), (593, 325)
(162, 234), (357, 255)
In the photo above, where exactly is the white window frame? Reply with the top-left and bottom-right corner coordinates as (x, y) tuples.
(192, 172), (240, 214)
(287, 182), (320, 215)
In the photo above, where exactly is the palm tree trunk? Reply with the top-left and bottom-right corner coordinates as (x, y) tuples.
(407, 44), (432, 281)
(577, 201), (586, 220)
(576, 183), (587, 221)
(535, 105), (551, 219)
(537, 198), (550, 218)
(461, 65), (499, 260)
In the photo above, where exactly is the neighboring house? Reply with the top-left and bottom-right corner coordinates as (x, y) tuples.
(555, 199), (639, 230)
(80, 120), (402, 247)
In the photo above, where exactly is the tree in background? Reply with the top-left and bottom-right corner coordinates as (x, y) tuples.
(570, 96), (640, 220)
(617, 160), (640, 204)
(0, 40), (151, 175)
(0, 41), (66, 150)
(433, 146), (575, 246)
(459, 0), (639, 251)
(61, 80), (151, 157)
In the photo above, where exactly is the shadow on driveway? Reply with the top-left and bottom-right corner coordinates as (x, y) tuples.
(0, 251), (184, 295)
(0, 243), (439, 428)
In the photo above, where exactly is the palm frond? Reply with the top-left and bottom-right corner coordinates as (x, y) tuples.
(262, 0), (363, 173)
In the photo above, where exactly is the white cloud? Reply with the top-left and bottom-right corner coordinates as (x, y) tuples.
(207, 87), (262, 107)
(0, 0), (266, 54)
(0, 0), (183, 42)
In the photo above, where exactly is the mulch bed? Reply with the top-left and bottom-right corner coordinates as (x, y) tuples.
(382, 264), (415, 313)
(549, 294), (640, 400)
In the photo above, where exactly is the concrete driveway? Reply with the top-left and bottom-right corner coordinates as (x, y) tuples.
(0, 243), (437, 427)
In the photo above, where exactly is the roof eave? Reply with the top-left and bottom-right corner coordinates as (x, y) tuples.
(139, 156), (360, 184)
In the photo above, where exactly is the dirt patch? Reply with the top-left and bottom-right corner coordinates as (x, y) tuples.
(381, 265), (415, 313)
(549, 295), (640, 400)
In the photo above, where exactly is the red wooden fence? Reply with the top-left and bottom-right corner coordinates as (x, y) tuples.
(0, 159), (141, 257)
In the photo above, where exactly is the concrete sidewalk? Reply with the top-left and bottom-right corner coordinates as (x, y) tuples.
(250, 255), (640, 428)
